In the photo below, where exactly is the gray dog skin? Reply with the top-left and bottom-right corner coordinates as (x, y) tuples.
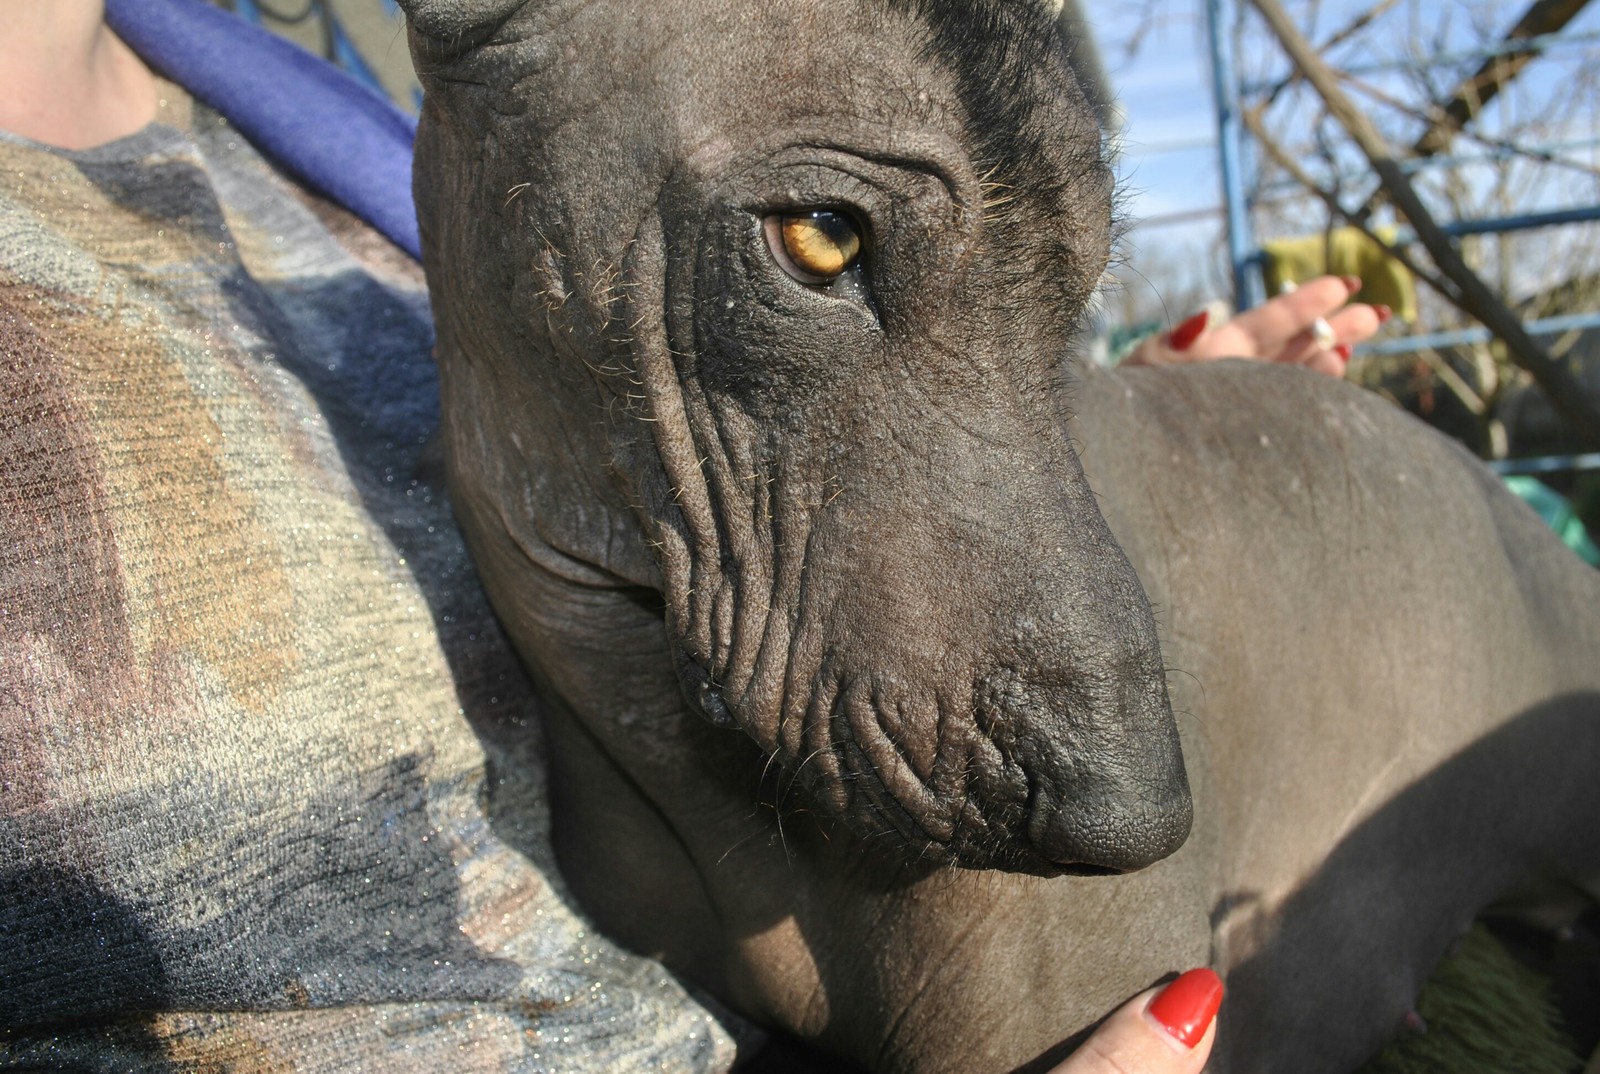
(398, 1), (1600, 1070)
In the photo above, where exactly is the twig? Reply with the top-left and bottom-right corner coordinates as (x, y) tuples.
(1410, 0), (1595, 156)
(1242, 110), (1458, 301)
(1254, 0), (1405, 111)
(1248, 0), (1600, 448)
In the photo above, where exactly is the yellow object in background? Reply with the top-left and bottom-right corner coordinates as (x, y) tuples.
(1263, 227), (1419, 322)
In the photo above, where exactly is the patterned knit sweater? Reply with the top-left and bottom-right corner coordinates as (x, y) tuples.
(0, 82), (733, 1073)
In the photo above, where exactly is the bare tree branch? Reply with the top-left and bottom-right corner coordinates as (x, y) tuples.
(1255, 0), (1405, 111)
(1248, 0), (1600, 447)
(1338, 70), (1600, 181)
(1242, 109), (1459, 301)
(1411, 0), (1595, 156)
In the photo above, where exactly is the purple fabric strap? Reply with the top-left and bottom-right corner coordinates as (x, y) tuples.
(105, 0), (421, 260)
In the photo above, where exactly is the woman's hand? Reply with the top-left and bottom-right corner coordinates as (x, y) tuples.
(1123, 276), (1390, 377)
(1050, 968), (1224, 1074)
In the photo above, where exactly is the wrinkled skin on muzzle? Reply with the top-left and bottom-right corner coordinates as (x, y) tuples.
(662, 388), (1193, 872)
(657, 234), (1191, 872)
(407, 0), (1190, 876)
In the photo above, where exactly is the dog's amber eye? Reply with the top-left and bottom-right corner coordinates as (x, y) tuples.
(766, 211), (862, 283)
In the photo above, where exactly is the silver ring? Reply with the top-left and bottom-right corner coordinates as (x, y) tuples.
(1310, 317), (1337, 350)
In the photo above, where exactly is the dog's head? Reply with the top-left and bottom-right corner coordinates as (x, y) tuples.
(406, 0), (1191, 875)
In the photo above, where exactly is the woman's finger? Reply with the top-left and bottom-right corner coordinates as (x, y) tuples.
(1118, 277), (1390, 374)
(1265, 302), (1385, 373)
(1049, 968), (1224, 1074)
(1198, 275), (1357, 360)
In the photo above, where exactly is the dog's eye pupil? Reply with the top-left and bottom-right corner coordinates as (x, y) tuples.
(779, 211), (861, 279)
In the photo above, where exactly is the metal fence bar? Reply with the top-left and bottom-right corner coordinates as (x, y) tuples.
(1438, 204), (1600, 236)
(1357, 310), (1600, 357)
(1241, 28), (1600, 93)
(1222, 0), (1600, 402)
(1256, 137), (1600, 194)
(1232, 205), (1600, 299)
(1208, 0), (1265, 310)
(1488, 453), (1600, 474)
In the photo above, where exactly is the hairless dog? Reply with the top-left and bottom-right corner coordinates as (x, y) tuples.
(398, 1), (1600, 1069)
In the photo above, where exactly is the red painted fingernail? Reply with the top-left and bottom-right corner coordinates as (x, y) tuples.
(1168, 310), (1209, 352)
(1147, 968), (1224, 1049)
(1342, 275), (1362, 294)
(1335, 343), (1353, 362)
(1374, 304), (1393, 324)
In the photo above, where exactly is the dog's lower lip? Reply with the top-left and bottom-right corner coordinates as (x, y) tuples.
(956, 842), (1129, 878)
